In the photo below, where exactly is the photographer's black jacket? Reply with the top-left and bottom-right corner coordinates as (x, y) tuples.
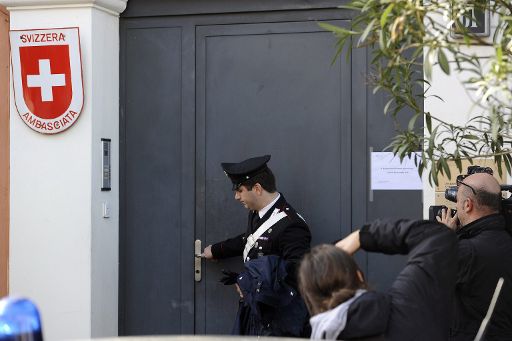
(450, 214), (512, 340)
(311, 219), (458, 340)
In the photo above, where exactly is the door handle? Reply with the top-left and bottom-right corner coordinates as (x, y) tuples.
(194, 239), (202, 282)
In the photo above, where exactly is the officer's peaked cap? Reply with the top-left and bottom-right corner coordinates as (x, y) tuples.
(221, 155), (271, 190)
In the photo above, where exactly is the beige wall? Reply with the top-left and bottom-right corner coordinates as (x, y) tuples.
(0, 4), (9, 298)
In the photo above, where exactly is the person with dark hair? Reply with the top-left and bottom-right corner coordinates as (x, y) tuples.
(438, 172), (512, 340)
(299, 219), (458, 340)
(202, 154), (311, 336)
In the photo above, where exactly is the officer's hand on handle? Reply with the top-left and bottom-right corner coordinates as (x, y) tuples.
(202, 245), (214, 260)
(436, 208), (458, 231)
(335, 230), (361, 256)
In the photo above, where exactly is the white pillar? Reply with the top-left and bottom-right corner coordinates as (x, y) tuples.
(0, 0), (127, 339)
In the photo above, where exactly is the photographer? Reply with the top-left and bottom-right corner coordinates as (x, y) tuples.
(437, 172), (512, 340)
(299, 219), (457, 340)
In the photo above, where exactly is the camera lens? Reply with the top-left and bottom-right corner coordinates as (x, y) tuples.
(445, 186), (458, 203)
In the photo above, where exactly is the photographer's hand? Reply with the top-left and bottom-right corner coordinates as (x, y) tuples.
(335, 230), (361, 255)
(436, 208), (458, 230)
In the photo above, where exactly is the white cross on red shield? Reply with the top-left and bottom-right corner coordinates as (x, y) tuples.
(10, 28), (84, 134)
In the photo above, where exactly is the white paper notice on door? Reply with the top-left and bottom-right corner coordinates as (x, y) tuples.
(371, 152), (422, 190)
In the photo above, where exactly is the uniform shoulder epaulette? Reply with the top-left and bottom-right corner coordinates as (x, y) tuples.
(278, 205), (307, 223)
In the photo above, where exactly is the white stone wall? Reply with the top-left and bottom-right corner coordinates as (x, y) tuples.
(2, 1), (125, 339)
(89, 7), (120, 338)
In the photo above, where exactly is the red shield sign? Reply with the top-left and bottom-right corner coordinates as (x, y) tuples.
(10, 28), (84, 134)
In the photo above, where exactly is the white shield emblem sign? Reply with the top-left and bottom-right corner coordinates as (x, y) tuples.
(10, 28), (84, 134)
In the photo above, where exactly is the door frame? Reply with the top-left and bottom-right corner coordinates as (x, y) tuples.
(119, 7), (370, 335)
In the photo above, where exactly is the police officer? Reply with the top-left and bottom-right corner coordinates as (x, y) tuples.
(202, 155), (311, 335)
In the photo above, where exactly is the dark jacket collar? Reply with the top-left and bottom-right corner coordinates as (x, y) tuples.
(457, 213), (505, 240)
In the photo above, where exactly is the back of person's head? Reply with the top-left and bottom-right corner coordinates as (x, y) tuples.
(242, 167), (276, 193)
(299, 244), (367, 316)
(465, 173), (501, 214)
(474, 190), (501, 212)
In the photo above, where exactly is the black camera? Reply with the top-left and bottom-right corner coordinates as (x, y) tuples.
(429, 205), (457, 221)
(429, 166), (512, 232)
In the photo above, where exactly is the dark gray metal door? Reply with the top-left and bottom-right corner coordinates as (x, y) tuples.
(119, 4), (422, 336)
(119, 25), (195, 335)
(194, 20), (352, 333)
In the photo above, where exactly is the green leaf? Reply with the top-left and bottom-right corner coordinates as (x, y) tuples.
(440, 157), (451, 179)
(318, 22), (357, 35)
(496, 45), (503, 64)
(383, 98), (394, 114)
(438, 158), (445, 176)
(424, 49), (435, 81)
(431, 161), (439, 187)
(504, 154), (512, 175)
(455, 157), (462, 173)
(408, 114), (418, 131)
(380, 4), (395, 28)
(438, 49), (450, 75)
(425, 112), (432, 134)
(427, 94), (445, 102)
(418, 161), (425, 177)
(379, 29), (386, 50)
(496, 155), (503, 176)
(359, 19), (377, 46)
(398, 144), (409, 158)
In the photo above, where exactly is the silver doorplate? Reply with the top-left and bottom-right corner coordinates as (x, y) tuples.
(194, 239), (202, 282)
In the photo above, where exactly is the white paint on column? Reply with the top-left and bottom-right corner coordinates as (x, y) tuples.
(2, 0), (126, 339)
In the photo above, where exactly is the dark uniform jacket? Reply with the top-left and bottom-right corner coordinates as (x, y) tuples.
(211, 194), (311, 337)
(211, 194), (311, 287)
(450, 214), (512, 341)
(311, 219), (458, 340)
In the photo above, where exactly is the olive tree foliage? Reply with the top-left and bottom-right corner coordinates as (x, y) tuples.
(320, 0), (512, 185)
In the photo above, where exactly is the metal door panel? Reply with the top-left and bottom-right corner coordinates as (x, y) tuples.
(119, 9), (423, 336)
(120, 25), (194, 335)
(365, 89), (423, 290)
(195, 20), (352, 334)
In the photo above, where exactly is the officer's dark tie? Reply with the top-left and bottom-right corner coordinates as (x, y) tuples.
(251, 212), (261, 230)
